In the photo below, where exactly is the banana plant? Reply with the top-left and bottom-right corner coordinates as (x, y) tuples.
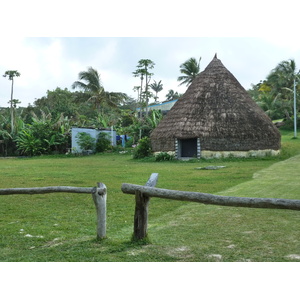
(15, 129), (45, 156)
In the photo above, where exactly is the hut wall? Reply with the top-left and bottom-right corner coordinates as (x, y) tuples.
(200, 136), (281, 151)
(151, 137), (175, 152)
(151, 136), (281, 153)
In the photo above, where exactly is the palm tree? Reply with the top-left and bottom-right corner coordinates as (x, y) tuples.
(177, 57), (201, 87)
(3, 70), (21, 134)
(267, 59), (299, 93)
(72, 67), (102, 93)
(165, 89), (180, 101)
(104, 91), (127, 108)
(72, 67), (105, 111)
(72, 67), (125, 112)
(256, 92), (282, 120)
(133, 59), (155, 117)
(150, 80), (163, 102)
(266, 59), (300, 120)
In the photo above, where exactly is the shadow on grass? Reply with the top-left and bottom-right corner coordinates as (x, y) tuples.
(92, 235), (151, 254)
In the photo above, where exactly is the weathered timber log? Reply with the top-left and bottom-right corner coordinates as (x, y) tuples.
(145, 173), (159, 187)
(0, 186), (94, 195)
(134, 190), (149, 240)
(133, 173), (159, 240)
(121, 184), (300, 211)
(0, 184), (108, 241)
(92, 183), (107, 240)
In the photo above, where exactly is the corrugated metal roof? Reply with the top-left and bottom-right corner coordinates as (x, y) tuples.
(136, 99), (178, 111)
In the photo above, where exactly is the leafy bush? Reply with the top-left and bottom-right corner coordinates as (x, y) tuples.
(155, 152), (175, 161)
(15, 121), (69, 156)
(76, 132), (96, 151)
(133, 137), (152, 159)
(124, 137), (134, 148)
(96, 132), (111, 152)
(15, 129), (44, 156)
(280, 117), (300, 130)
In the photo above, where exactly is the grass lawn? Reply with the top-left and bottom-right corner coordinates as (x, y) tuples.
(1, 129), (300, 262)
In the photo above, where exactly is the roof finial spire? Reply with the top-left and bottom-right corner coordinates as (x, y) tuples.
(214, 53), (218, 59)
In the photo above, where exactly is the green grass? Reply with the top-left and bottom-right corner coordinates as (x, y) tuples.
(1, 130), (300, 261)
(219, 153), (300, 199)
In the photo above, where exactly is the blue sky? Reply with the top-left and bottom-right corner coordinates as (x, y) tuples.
(1, 37), (300, 107)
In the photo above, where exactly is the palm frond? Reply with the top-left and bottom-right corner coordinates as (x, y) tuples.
(178, 57), (201, 87)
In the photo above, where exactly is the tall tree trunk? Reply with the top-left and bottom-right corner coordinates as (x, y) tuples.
(139, 76), (143, 119)
(10, 78), (14, 134)
(145, 71), (150, 117)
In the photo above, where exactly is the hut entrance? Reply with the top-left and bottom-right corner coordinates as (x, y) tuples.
(180, 138), (198, 158)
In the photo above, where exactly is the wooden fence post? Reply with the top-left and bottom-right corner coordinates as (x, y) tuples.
(133, 173), (158, 240)
(92, 182), (107, 240)
(0, 184), (107, 241)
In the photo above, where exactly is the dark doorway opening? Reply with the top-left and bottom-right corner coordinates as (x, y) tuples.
(180, 138), (198, 157)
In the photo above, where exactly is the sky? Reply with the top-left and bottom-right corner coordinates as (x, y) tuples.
(1, 0), (300, 109)
(1, 36), (300, 108)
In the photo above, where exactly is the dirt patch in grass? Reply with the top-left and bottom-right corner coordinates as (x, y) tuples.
(285, 254), (300, 260)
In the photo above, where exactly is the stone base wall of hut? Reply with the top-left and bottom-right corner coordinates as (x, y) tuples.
(153, 149), (280, 159)
(201, 149), (280, 159)
(151, 137), (281, 159)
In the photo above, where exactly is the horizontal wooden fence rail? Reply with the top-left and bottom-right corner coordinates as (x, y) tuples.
(122, 173), (300, 240)
(0, 186), (93, 195)
(0, 183), (107, 240)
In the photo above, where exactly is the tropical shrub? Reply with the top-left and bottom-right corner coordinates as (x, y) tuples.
(15, 129), (44, 156)
(133, 137), (152, 159)
(15, 120), (69, 156)
(76, 132), (96, 151)
(155, 152), (175, 161)
(96, 132), (111, 152)
(280, 117), (300, 130)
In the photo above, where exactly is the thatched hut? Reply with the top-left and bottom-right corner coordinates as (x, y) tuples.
(150, 54), (281, 159)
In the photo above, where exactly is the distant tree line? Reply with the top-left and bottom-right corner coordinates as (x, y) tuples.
(2, 55), (294, 157)
(0, 56), (200, 156)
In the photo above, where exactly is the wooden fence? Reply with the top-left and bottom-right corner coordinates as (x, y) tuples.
(0, 183), (107, 240)
(3, 173), (300, 242)
(121, 173), (300, 240)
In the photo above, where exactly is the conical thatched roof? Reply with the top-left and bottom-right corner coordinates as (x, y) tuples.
(150, 54), (281, 156)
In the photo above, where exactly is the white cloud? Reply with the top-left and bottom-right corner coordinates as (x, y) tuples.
(1, 37), (300, 107)
(262, 37), (300, 57)
(41, 39), (64, 79)
(93, 39), (119, 68)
